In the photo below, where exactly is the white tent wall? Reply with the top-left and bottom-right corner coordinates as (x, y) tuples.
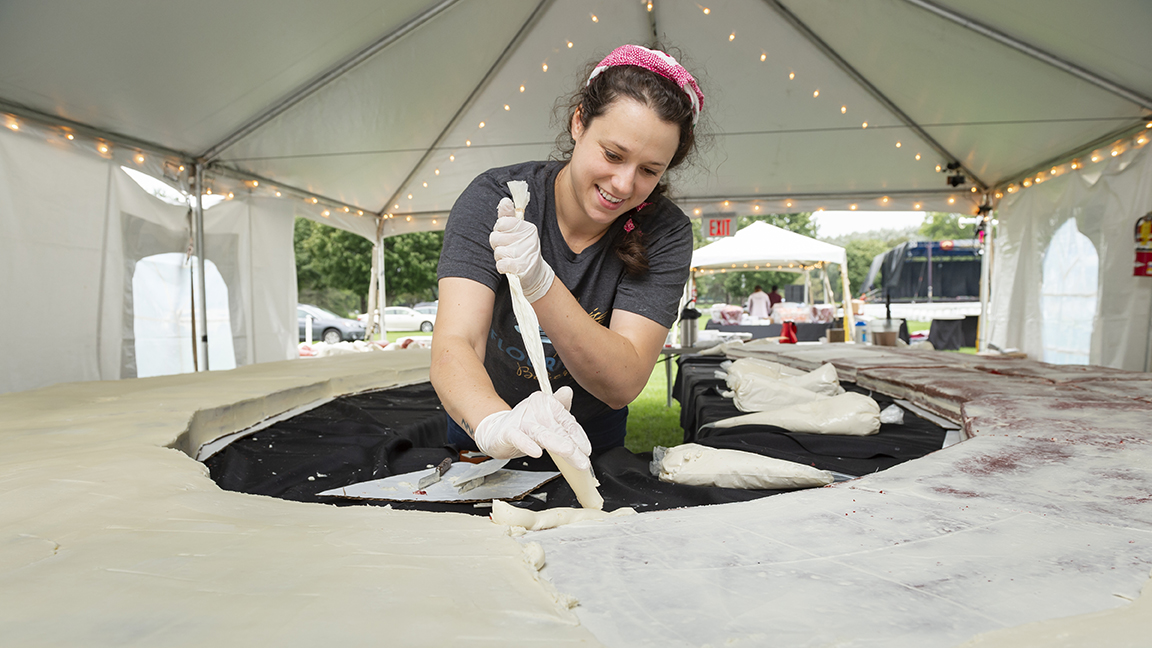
(989, 143), (1152, 370)
(0, 129), (299, 395)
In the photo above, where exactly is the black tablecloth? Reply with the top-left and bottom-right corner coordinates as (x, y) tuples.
(928, 316), (978, 350)
(673, 355), (948, 476)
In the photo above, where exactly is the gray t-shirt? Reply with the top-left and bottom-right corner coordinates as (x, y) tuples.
(437, 160), (693, 421)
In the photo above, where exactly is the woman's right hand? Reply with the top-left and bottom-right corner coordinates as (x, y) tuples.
(472, 386), (592, 470)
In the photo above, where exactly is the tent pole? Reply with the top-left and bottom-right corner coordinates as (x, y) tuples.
(378, 230), (388, 340)
(803, 269), (811, 304)
(193, 163), (209, 371)
(978, 210), (995, 353)
(840, 262), (853, 343)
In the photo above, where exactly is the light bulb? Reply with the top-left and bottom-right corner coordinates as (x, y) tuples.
(760, 53), (766, 61)
(357, 210), (363, 215)
(66, 133), (74, 140)
(322, 209), (330, 217)
(849, 204), (857, 210)
(841, 106), (846, 114)
(6, 121), (17, 131)
(1091, 155), (1100, 162)
(275, 191), (281, 197)
(788, 72), (795, 80)
(432, 219), (438, 225)
(135, 154), (144, 163)
(542, 63), (548, 72)
(435, 169), (440, 175)
(567, 41), (573, 48)
(449, 155), (455, 161)
(478, 122), (484, 128)
(1023, 179), (1032, 187)
(311, 197), (318, 204)
(423, 182), (427, 187)
(406, 216), (412, 222)
(729, 33), (735, 41)
(895, 141), (901, 148)
(753, 205), (760, 211)
(504, 105), (510, 111)
(590, 14), (597, 22)
(935, 164), (942, 172)
(882, 197), (889, 204)
(693, 208), (701, 215)
(1051, 168), (1057, 175)
(1111, 149), (1119, 156)
(703, 7), (710, 14)
(227, 192), (234, 199)
(394, 204), (399, 209)
(785, 201), (792, 208)
(915, 153), (921, 160)
(948, 197), (955, 204)
(723, 200), (729, 207)
(519, 85), (525, 92)
(408, 194), (413, 200)
(813, 90), (819, 98)
(861, 122), (868, 128)
(178, 165), (184, 171)
(465, 140), (471, 146)
(98, 144), (109, 154)
(913, 203), (921, 210)
(995, 192), (1002, 199)
(971, 186), (978, 192)
(343, 206), (349, 212)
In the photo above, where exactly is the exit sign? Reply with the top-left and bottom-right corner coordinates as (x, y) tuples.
(703, 214), (736, 238)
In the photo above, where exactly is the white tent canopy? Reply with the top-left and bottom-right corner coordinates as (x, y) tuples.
(3, 0), (1151, 392)
(692, 221), (847, 270)
(691, 221), (852, 335)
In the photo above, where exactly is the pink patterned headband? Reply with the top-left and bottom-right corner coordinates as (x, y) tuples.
(586, 44), (704, 125)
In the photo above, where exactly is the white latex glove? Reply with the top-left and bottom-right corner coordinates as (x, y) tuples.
(473, 386), (592, 470)
(489, 197), (556, 303)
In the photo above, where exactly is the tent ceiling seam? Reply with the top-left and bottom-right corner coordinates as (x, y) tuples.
(199, 0), (464, 163)
(0, 97), (193, 162)
(208, 162), (375, 216)
(904, 0), (1152, 112)
(376, 0), (554, 216)
(762, 0), (988, 190)
(992, 119), (1151, 192)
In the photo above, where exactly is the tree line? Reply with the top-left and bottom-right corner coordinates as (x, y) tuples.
(294, 212), (975, 316)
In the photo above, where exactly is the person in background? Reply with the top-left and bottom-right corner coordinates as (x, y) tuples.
(746, 285), (772, 319)
(768, 285), (784, 307)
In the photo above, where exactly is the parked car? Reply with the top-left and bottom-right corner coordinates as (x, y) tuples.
(413, 301), (437, 317)
(382, 306), (435, 332)
(298, 304), (365, 344)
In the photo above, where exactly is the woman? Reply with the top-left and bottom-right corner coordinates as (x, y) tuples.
(431, 44), (704, 471)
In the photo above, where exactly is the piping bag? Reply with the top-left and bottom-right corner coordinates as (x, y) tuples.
(501, 181), (604, 510)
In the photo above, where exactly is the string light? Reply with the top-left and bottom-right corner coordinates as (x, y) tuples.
(693, 208), (701, 215)
(357, 210), (364, 216)
(97, 143), (109, 154)
(841, 106), (846, 114)
(723, 200), (729, 207)
(753, 205), (760, 211)
(407, 193), (413, 199)
(432, 219), (438, 225)
(1050, 167), (1057, 175)
(995, 192), (1003, 199)
(449, 155), (455, 161)
(590, 14), (598, 22)
(915, 153), (921, 160)
(6, 120), (17, 131)
(861, 122), (868, 128)
(1023, 179), (1032, 187)
(567, 41), (573, 48)
(1111, 149), (1120, 157)
(66, 133), (74, 140)
(275, 191), (281, 197)
(423, 182), (428, 187)
(227, 192), (234, 200)
(913, 203), (921, 210)
(1007, 185), (1016, 193)
(760, 53), (766, 62)
(504, 105), (510, 111)
(948, 197), (955, 204)
(542, 63), (548, 72)
(849, 204), (857, 210)
(465, 140), (471, 146)
(322, 209), (330, 217)
(813, 90), (819, 98)
(1091, 154), (1100, 162)
(881, 197), (889, 204)
(178, 165), (184, 172)
(519, 85), (525, 92)
(135, 154), (145, 164)
(895, 141), (901, 148)
(394, 204), (400, 209)
(935, 164), (942, 172)
(1139, 137), (1148, 145)
(311, 197), (319, 204)
(703, 7), (711, 14)
(343, 206), (350, 212)
(788, 72), (795, 80)
(406, 216), (412, 222)
(647, 1), (652, 12)
(435, 168), (440, 175)
(477, 121), (484, 128)
(729, 33), (735, 41)
(785, 200), (792, 208)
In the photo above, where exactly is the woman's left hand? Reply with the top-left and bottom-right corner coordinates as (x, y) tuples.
(489, 198), (555, 302)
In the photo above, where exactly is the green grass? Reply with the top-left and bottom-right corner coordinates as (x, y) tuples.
(625, 361), (685, 455)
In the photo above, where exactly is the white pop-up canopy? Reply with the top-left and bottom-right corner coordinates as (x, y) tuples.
(691, 221), (853, 337)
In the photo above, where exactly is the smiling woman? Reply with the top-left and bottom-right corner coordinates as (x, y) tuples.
(430, 44), (705, 469)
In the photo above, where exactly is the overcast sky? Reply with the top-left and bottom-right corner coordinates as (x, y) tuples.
(812, 210), (925, 239)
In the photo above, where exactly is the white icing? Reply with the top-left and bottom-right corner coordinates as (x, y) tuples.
(656, 443), (833, 489)
(491, 499), (635, 531)
(712, 391), (881, 435)
(505, 180), (603, 511)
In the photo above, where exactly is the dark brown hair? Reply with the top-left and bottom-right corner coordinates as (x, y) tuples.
(555, 50), (701, 276)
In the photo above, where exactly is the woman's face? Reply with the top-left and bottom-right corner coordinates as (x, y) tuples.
(562, 98), (680, 228)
